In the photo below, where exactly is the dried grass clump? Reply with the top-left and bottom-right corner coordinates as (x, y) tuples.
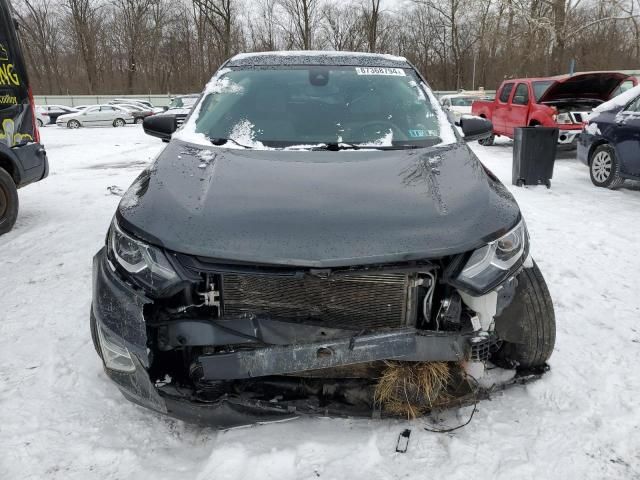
(374, 361), (454, 419)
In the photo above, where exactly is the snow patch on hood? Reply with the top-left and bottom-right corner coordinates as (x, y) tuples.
(584, 122), (601, 135)
(592, 84), (640, 114)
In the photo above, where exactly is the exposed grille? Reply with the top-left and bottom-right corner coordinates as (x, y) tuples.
(221, 272), (410, 330)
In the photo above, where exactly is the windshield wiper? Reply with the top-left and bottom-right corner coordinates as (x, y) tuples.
(208, 137), (251, 149)
(312, 142), (361, 151)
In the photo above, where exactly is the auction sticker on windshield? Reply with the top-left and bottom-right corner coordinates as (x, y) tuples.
(355, 67), (406, 76)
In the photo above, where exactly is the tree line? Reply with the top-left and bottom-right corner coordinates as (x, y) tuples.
(13, 0), (640, 95)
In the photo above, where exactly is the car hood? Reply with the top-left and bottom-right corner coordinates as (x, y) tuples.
(538, 72), (631, 103)
(117, 141), (520, 267)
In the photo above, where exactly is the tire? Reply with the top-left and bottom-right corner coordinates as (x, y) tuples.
(113, 118), (126, 127)
(67, 119), (81, 129)
(478, 134), (495, 146)
(0, 167), (19, 235)
(37, 118), (43, 128)
(493, 261), (556, 368)
(135, 117), (144, 125)
(589, 144), (624, 189)
(90, 308), (103, 359)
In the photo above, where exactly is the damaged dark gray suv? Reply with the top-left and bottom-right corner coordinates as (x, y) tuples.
(91, 51), (555, 427)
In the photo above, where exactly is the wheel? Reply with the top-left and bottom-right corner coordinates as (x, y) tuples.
(0, 167), (19, 235)
(589, 144), (624, 189)
(37, 118), (43, 128)
(135, 117), (144, 124)
(67, 119), (81, 129)
(89, 308), (103, 359)
(478, 134), (495, 146)
(493, 261), (556, 368)
(113, 118), (126, 127)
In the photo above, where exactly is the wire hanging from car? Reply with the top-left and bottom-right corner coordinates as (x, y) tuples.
(423, 373), (480, 433)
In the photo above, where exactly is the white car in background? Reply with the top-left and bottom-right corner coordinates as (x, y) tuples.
(34, 107), (49, 127)
(440, 91), (494, 124)
(56, 104), (134, 128)
(110, 98), (163, 114)
(36, 104), (78, 124)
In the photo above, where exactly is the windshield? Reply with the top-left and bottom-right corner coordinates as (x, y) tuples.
(184, 66), (456, 149)
(532, 81), (554, 102)
(450, 97), (475, 107)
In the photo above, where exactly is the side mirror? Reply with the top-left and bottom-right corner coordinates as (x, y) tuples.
(163, 106), (169, 112)
(143, 114), (177, 141)
(460, 116), (493, 142)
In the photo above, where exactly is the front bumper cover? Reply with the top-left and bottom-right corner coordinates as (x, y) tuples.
(92, 248), (488, 428)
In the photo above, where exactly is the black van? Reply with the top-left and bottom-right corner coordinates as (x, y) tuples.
(0, 0), (48, 235)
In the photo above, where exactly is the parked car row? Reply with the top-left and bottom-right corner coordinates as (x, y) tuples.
(35, 95), (199, 129)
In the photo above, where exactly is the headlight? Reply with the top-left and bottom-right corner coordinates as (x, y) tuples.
(556, 113), (573, 124)
(97, 323), (135, 373)
(108, 218), (179, 293)
(456, 219), (529, 293)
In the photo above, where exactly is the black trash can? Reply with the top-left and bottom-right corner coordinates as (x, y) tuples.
(512, 127), (558, 188)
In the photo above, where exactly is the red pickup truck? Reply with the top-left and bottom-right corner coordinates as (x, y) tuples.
(471, 72), (635, 146)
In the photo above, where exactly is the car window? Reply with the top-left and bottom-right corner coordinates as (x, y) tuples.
(85, 107), (99, 114)
(188, 66), (455, 148)
(101, 106), (115, 111)
(512, 83), (529, 105)
(613, 80), (636, 97)
(499, 83), (514, 103)
(532, 81), (554, 102)
(450, 97), (474, 107)
(624, 96), (640, 112)
(168, 96), (198, 109)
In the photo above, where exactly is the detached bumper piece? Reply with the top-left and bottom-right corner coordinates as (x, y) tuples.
(198, 329), (470, 380)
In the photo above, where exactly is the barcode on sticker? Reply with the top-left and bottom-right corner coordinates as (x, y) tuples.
(355, 67), (406, 76)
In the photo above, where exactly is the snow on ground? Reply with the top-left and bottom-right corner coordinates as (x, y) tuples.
(1, 128), (639, 479)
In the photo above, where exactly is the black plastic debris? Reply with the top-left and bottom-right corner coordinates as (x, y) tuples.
(396, 429), (411, 453)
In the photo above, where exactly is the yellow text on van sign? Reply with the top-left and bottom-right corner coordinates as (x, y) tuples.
(0, 63), (20, 86)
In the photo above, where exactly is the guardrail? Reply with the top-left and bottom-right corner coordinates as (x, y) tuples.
(34, 91), (497, 107)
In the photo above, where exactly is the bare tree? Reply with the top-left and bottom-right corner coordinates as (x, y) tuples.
(362, 0), (381, 52)
(279, 0), (320, 49)
(15, 0), (64, 93)
(320, 1), (364, 51)
(192, 0), (234, 58)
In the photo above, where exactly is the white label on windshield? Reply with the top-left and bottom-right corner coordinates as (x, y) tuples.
(355, 67), (406, 76)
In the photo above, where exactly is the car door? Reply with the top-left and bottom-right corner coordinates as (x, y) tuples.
(613, 95), (640, 176)
(81, 106), (101, 126)
(98, 105), (117, 125)
(506, 83), (530, 137)
(493, 82), (514, 135)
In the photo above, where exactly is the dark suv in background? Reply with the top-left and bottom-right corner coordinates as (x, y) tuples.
(0, 0), (48, 235)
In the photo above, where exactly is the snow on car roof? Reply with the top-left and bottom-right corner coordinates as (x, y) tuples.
(228, 50), (409, 68)
(592, 84), (640, 113)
